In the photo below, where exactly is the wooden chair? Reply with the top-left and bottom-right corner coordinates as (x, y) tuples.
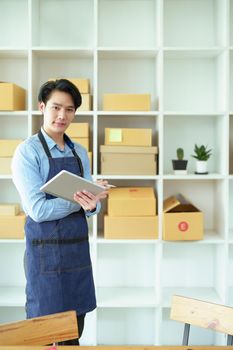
(170, 295), (233, 346)
(0, 310), (78, 345)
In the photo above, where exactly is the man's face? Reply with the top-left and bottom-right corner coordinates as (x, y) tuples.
(39, 90), (76, 137)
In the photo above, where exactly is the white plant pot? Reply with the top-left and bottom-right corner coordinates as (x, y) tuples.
(196, 160), (208, 174)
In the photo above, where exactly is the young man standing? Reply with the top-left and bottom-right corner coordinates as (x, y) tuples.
(12, 79), (108, 345)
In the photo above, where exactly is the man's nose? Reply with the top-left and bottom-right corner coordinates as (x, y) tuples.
(58, 108), (66, 118)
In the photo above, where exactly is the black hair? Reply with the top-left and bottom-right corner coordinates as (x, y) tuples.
(38, 79), (82, 110)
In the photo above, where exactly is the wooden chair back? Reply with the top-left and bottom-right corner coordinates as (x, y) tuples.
(0, 310), (78, 345)
(170, 295), (233, 345)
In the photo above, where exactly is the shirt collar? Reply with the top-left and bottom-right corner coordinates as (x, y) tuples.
(40, 127), (74, 151)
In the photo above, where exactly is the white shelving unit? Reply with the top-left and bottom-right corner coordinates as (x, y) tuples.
(0, 0), (232, 345)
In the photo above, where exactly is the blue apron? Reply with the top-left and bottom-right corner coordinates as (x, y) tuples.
(25, 130), (96, 318)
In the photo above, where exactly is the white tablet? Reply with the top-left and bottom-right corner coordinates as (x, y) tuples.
(40, 170), (106, 203)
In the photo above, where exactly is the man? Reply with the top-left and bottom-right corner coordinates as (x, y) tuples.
(12, 79), (108, 345)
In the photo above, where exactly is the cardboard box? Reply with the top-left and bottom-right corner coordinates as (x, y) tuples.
(105, 128), (152, 146)
(0, 83), (26, 111)
(103, 94), (151, 111)
(66, 123), (89, 138)
(49, 78), (90, 93)
(0, 203), (20, 216)
(78, 94), (92, 111)
(0, 212), (25, 239)
(67, 79), (90, 93)
(0, 157), (12, 175)
(100, 145), (157, 175)
(88, 152), (92, 173)
(163, 194), (203, 241)
(104, 215), (158, 239)
(72, 137), (89, 151)
(0, 139), (22, 157)
(108, 187), (156, 216)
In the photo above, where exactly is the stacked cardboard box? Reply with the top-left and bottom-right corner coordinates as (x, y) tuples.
(163, 194), (203, 241)
(0, 139), (22, 175)
(104, 187), (158, 239)
(103, 93), (151, 111)
(100, 127), (158, 175)
(49, 78), (92, 111)
(66, 123), (92, 172)
(0, 82), (26, 111)
(0, 203), (25, 239)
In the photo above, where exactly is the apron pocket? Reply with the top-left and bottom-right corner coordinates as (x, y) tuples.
(39, 238), (91, 274)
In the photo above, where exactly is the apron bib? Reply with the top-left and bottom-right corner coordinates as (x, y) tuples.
(25, 131), (96, 318)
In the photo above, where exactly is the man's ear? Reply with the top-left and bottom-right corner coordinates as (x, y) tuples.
(38, 101), (45, 113)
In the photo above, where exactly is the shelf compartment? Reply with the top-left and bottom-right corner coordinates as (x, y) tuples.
(163, 114), (227, 175)
(97, 287), (157, 308)
(164, 0), (226, 47)
(98, 0), (158, 48)
(161, 307), (222, 345)
(163, 51), (227, 112)
(97, 307), (156, 345)
(0, 286), (25, 307)
(98, 55), (158, 111)
(31, 0), (94, 47)
(97, 243), (157, 288)
(97, 179), (158, 235)
(0, 114), (28, 139)
(0, 0), (28, 47)
(227, 243), (233, 305)
(0, 180), (23, 205)
(0, 243), (25, 286)
(164, 179), (227, 241)
(31, 51), (94, 110)
(0, 306), (26, 323)
(162, 243), (226, 302)
(230, 116), (233, 174)
(0, 53), (28, 110)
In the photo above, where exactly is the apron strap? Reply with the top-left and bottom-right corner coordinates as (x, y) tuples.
(38, 130), (52, 158)
(38, 130), (84, 178)
(32, 237), (88, 245)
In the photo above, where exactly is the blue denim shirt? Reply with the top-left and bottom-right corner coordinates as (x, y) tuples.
(12, 128), (100, 223)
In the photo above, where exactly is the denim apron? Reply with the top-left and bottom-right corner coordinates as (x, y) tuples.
(25, 130), (96, 318)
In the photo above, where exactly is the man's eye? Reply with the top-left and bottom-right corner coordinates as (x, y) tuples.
(52, 106), (59, 110)
(67, 108), (75, 113)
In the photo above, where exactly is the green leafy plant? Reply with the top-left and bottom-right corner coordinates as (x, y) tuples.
(176, 148), (184, 160)
(192, 144), (212, 161)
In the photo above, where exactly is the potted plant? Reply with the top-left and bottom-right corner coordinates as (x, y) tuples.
(191, 144), (212, 174)
(172, 148), (188, 175)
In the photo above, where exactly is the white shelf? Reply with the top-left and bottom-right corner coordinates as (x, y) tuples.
(97, 287), (157, 308)
(0, 286), (25, 307)
(0, 0), (232, 346)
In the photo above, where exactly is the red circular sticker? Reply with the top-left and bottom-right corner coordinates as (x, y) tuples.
(178, 221), (189, 232)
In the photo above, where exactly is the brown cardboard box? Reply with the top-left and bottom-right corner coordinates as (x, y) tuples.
(0, 83), (26, 111)
(67, 79), (90, 93)
(108, 187), (156, 216)
(100, 145), (157, 175)
(104, 215), (158, 239)
(88, 152), (92, 173)
(0, 139), (22, 157)
(0, 212), (25, 239)
(0, 203), (20, 216)
(72, 137), (89, 151)
(78, 94), (92, 111)
(105, 128), (152, 146)
(49, 78), (90, 94)
(163, 194), (203, 241)
(103, 93), (151, 111)
(0, 157), (12, 175)
(66, 123), (89, 138)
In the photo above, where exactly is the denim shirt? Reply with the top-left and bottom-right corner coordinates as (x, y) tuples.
(12, 128), (100, 223)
